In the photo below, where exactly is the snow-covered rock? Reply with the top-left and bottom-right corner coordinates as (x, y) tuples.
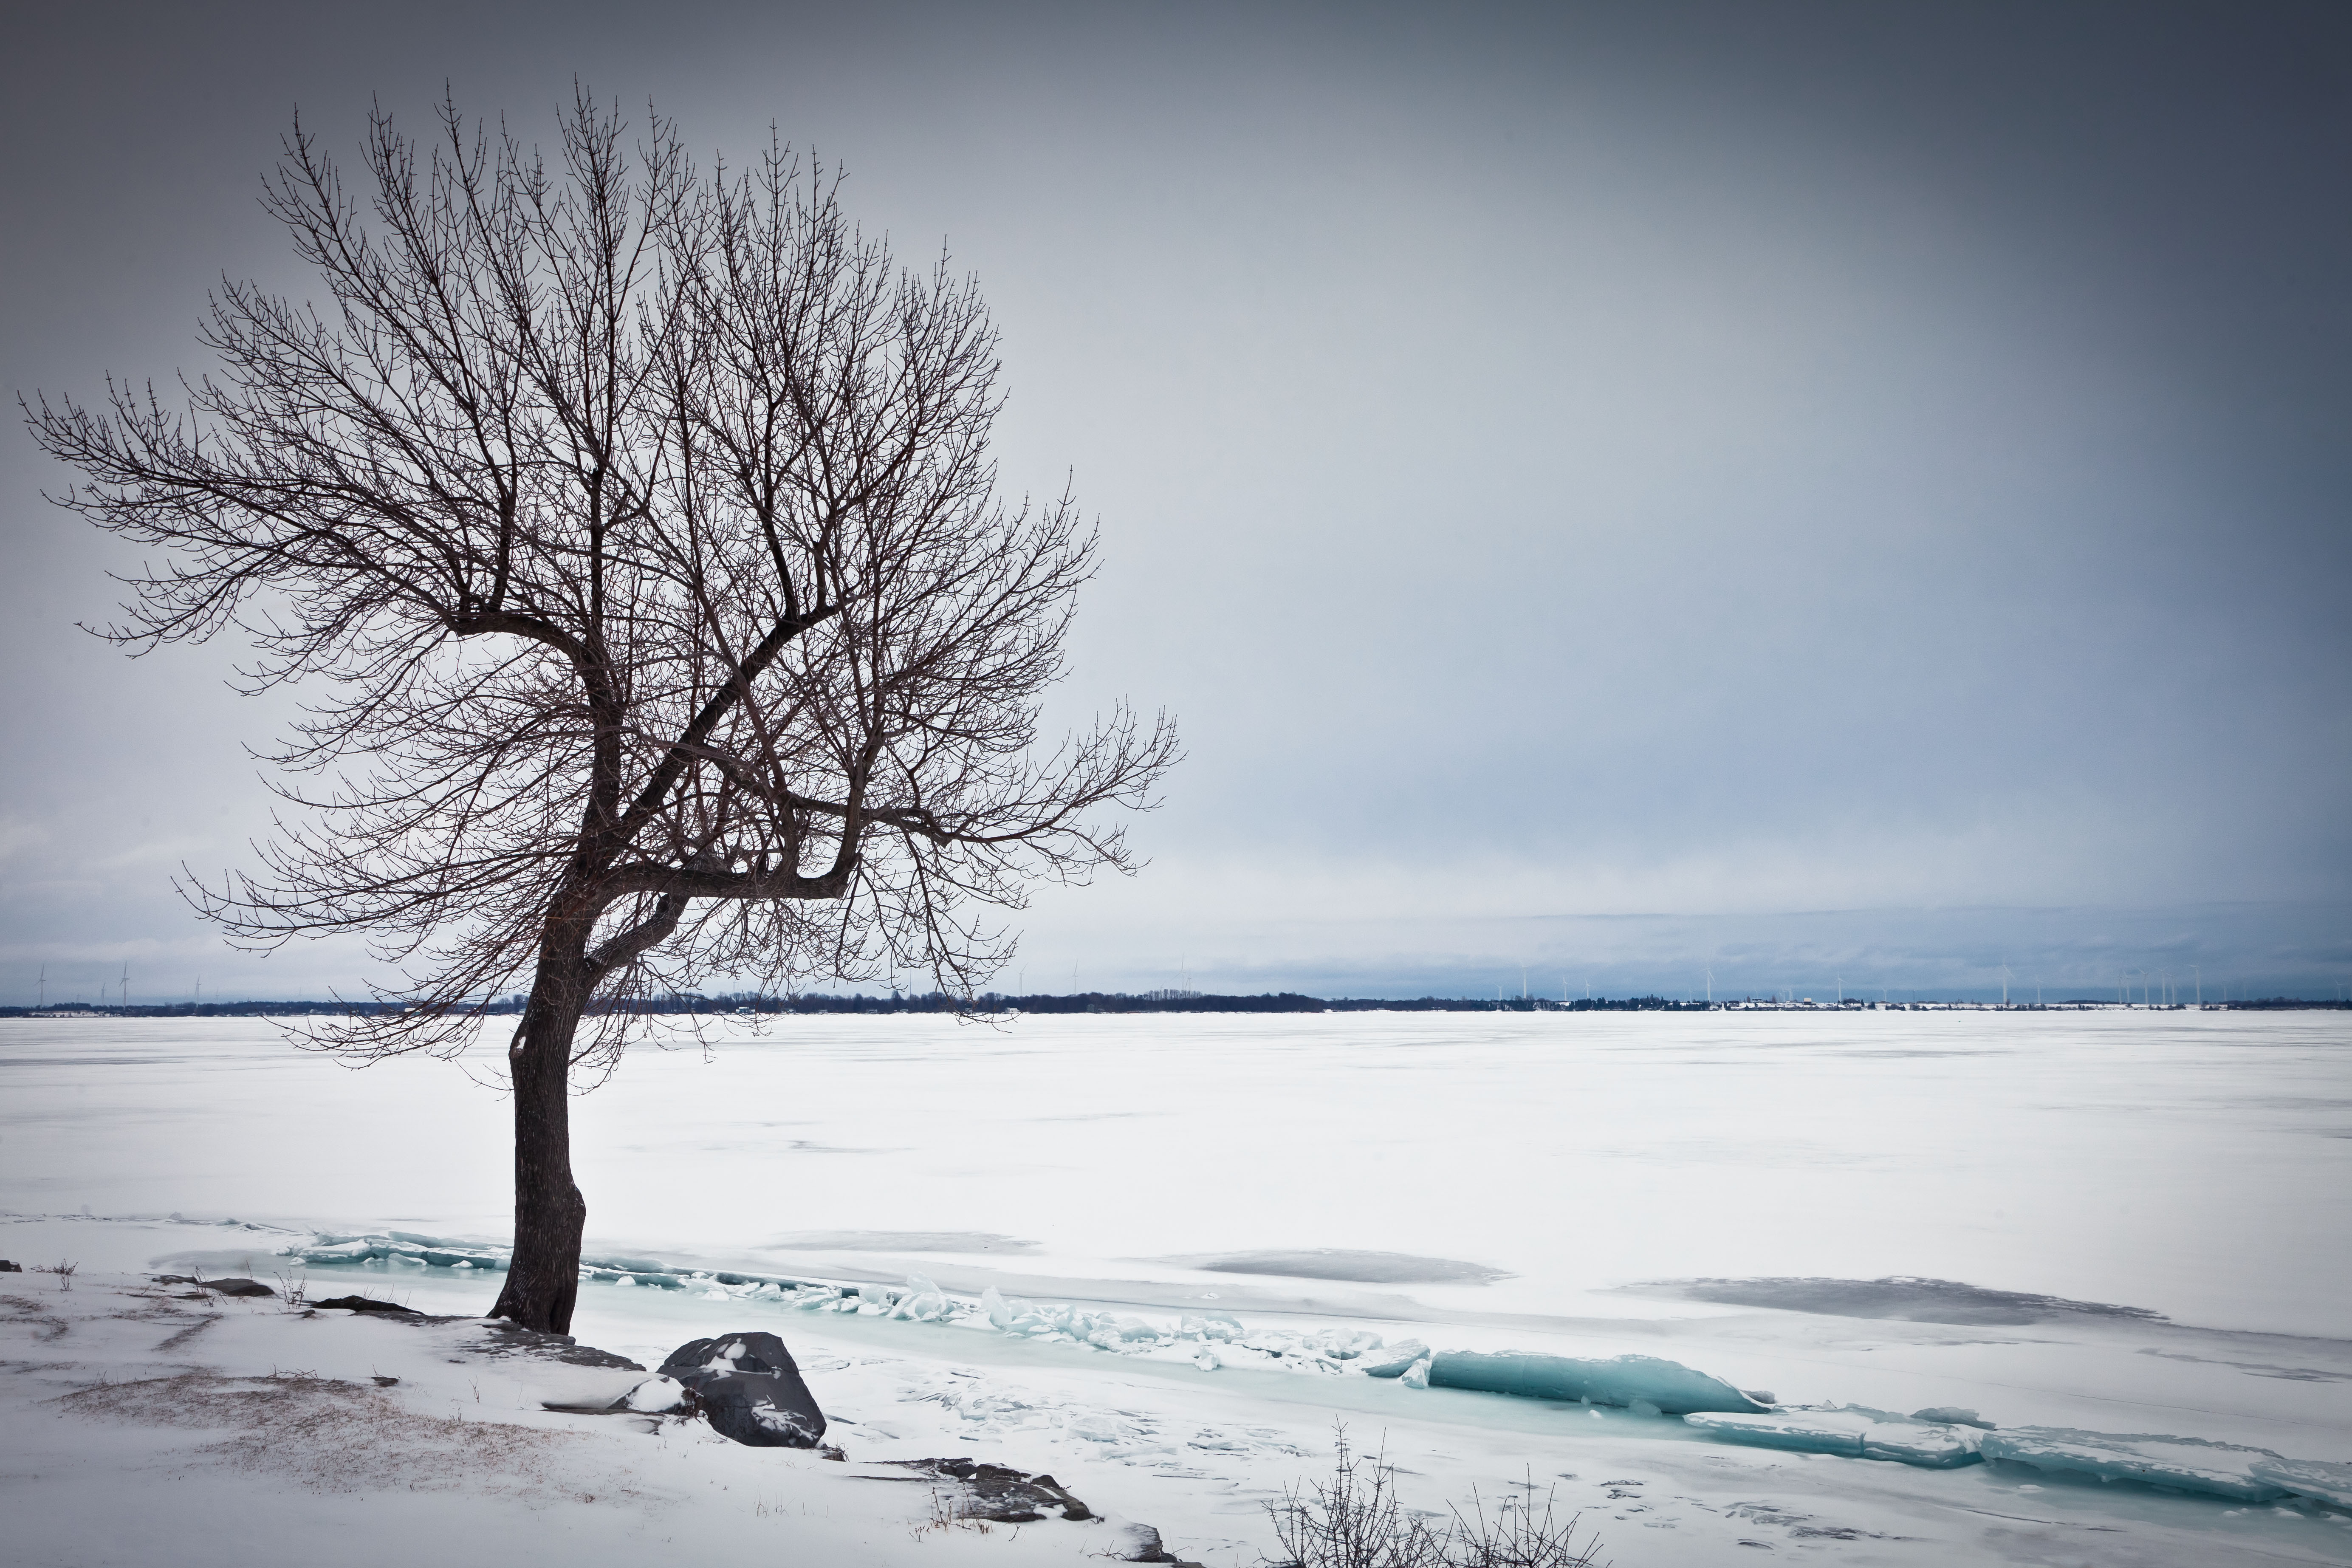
(657, 1332), (826, 1448)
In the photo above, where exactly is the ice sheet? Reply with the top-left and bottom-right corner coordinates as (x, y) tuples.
(7, 1010), (2346, 1337)
(1977, 1427), (2290, 1502)
(1686, 1406), (1985, 1466)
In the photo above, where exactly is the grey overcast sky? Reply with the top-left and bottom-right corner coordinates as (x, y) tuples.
(3, 0), (2347, 1003)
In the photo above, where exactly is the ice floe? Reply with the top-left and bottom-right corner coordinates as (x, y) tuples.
(1976, 1426), (2291, 1502)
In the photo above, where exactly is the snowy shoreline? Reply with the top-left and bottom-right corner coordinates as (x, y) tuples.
(8, 1011), (2352, 1564)
(7, 1212), (2352, 1565)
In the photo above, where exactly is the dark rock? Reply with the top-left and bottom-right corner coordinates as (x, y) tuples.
(658, 1332), (827, 1448)
(882, 1457), (1095, 1523)
(202, 1277), (276, 1297)
(371, 1375), (400, 1386)
(313, 1295), (420, 1314)
(1, 1260), (25, 1272)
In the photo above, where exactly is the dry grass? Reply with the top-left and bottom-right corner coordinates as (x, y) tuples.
(58, 1370), (638, 1505)
(0, 1292), (71, 1342)
(911, 1484), (999, 1540)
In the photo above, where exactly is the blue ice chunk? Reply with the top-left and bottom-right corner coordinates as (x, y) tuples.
(1978, 1427), (2289, 1502)
(1686, 1407), (1983, 1467)
(1426, 1351), (1768, 1414)
(2249, 1458), (2352, 1510)
(298, 1239), (381, 1261)
(1359, 1340), (1429, 1377)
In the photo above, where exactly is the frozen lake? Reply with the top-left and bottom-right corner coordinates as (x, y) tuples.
(6, 1008), (2346, 1333)
(6, 1008), (2350, 1564)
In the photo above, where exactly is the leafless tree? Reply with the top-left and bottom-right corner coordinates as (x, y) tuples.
(23, 91), (1176, 1332)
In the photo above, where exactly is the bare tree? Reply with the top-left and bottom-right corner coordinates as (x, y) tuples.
(23, 91), (1176, 1332)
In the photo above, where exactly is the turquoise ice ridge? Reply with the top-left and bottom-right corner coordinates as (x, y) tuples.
(1686, 1406), (1985, 1466)
(1685, 1412), (2352, 1508)
(296, 1232), (827, 1293)
(299, 1233), (512, 1272)
(1426, 1351), (1771, 1415)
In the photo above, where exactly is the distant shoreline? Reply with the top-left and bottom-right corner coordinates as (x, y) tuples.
(5, 994), (2346, 1019)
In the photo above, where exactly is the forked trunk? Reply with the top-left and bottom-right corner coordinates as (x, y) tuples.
(488, 962), (589, 1333)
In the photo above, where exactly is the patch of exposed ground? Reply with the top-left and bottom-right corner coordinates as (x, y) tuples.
(56, 1371), (641, 1504)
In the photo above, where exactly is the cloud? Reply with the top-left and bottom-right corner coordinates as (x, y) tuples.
(3, 1), (2345, 1002)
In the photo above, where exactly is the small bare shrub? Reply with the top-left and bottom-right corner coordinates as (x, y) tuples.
(1445, 1479), (1604, 1568)
(33, 1260), (79, 1291)
(1266, 1431), (1604, 1568)
(274, 1267), (309, 1309)
(1265, 1429), (1444, 1568)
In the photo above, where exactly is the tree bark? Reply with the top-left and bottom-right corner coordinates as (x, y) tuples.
(488, 942), (590, 1333)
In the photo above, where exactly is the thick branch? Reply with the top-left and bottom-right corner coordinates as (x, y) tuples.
(600, 857), (856, 906)
(611, 602), (840, 845)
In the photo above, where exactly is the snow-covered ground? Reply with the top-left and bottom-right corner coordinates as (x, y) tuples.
(4, 1009), (2349, 1565)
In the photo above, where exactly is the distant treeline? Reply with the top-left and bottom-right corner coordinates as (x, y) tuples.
(7, 992), (2346, 1018)
(1, 992), (1705, 1019)
(699, 992), (1725, 1014)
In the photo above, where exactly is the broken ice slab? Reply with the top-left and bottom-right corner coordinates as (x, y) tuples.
(1358, 1340), (1429, 1377)
(1978, 1427), (2290, 1502)
(296, 1235), (510, 1271)
(1685, 1406), (1984, 1467)
(1426, 1351), (1768, 1415)
(2248, 1457), (2352, 1511)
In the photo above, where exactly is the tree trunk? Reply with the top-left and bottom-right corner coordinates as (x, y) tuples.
(488, 954), (589, 1333)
